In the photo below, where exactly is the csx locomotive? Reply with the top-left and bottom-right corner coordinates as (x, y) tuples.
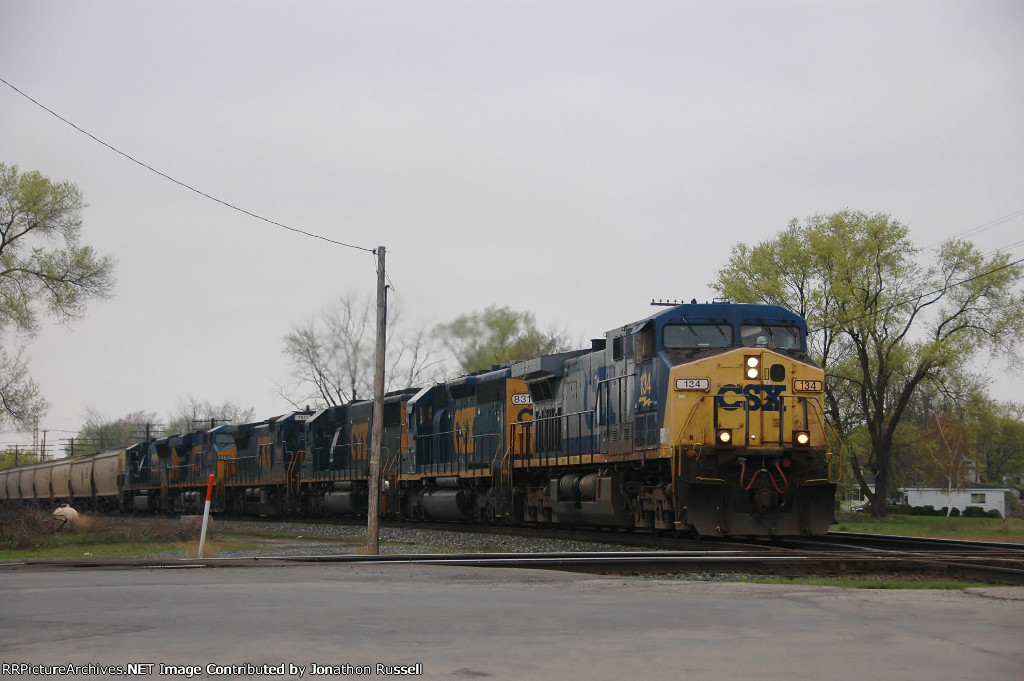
(0, 301), (838, 537)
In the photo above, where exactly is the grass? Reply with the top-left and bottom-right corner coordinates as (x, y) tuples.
(0, 507), (384, 560)
(3, 507), (1021, 591)
(810, 513), (1024, 588)
(0, 507), (267, 560)
(0, 540), (263, 561)
(831, 514), (1024, 543)
(740, 577), (992, 589)
(215, 528), (365, 543)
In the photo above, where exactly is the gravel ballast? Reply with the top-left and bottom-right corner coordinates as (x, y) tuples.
(212, 518), (636, 556)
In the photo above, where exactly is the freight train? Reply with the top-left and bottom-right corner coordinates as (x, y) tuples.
(0, 301), (838, 537)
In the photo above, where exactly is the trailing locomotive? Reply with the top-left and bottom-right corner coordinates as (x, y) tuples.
(0, 301), (838, 537)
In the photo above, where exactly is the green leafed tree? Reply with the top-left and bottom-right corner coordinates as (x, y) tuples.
(972, 399), (1024, 487)
(436, 305), (573, 374)
(1, 163), (115, 432)
(0, 447), (42, 469)
(714, 210), (1024, 516)
(70, 408), (158, 456)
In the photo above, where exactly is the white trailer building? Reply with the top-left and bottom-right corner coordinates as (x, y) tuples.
(901, 484), (1014, 517)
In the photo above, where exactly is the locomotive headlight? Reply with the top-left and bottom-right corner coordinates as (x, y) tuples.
(744, 355), (760, 380)
(716, 428), (733, 446)
(794, 430), (810, 446)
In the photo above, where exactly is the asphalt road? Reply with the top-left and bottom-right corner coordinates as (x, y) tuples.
(1, 564), (1021, 681)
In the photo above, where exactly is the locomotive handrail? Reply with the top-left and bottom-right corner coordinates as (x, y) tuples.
(508, 421), (531, 458)
(671, 395), (709, 493)
(818, 412), (844, 484)
(285, 449), (304, 495)
(328, 441), (399, 468)
(381, 446), (403, 478)
(775, 393), (805, 445)
(498, 442), (513, 487)
(318, 446), (405, 483)
(594, 374), (631, 434)
(328, 440), (370, 466)
(162, 463), (197, 486)
(414, 429), (504, 473)
(508, 409), (600, 464)
(794, 395), (842, 483)
(225, 454), (262, 485)
(510, 405), (695, 463)
(673, 394), (708, 449)
(510, 421), (533, 458)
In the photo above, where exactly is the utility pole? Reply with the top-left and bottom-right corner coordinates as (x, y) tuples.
(367, 245), (387, 555)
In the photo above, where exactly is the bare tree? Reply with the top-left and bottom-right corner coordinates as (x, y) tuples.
(164, 397), (256, 435)
(279, 293), (447, 408)
(932, 413), (973, 516)
(0, 345), (48, 430)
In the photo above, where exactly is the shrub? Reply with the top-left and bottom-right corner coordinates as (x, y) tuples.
(0, 507), (53, 549)
(985, 509), (1003, 519)
(0, 506), (200, 550)
(962, 506), (986, 518)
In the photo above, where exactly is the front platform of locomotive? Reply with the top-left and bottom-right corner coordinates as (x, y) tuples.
(657, 302), (836, 536)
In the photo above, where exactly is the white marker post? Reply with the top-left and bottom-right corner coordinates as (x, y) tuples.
(197, 474), (215, 559)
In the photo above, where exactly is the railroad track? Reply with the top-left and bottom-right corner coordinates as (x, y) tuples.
(7, 516), (1022, 585)
(213, 516), (1024, 583)
(6, 547), (1024, 585)
(792, 531), (1024, 586)
(255, 517), (1024, 585)
(781, 531), (1024, 553)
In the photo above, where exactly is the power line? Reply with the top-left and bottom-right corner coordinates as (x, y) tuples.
(0, 75), (376, 255)
(922, 209), (1024, 252)
(984, 239), (1024, 259)
(828, 214), (1024, 308)
(817, 255), (1024, 331)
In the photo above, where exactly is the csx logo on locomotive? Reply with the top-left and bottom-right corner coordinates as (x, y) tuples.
(716, 384), (787, 412)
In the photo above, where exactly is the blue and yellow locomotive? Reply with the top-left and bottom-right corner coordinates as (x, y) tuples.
(502, 301), (836, 536)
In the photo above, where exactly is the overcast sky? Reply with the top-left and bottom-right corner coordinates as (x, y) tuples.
(2, 1), (1022, 450)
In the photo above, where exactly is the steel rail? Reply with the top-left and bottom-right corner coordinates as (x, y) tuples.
(4, 549), (1023, 585)
(814, 532), (1024, 552)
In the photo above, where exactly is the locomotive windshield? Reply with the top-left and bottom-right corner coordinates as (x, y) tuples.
(739, 324), (802, 350)
(662, 323), (733, 349)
